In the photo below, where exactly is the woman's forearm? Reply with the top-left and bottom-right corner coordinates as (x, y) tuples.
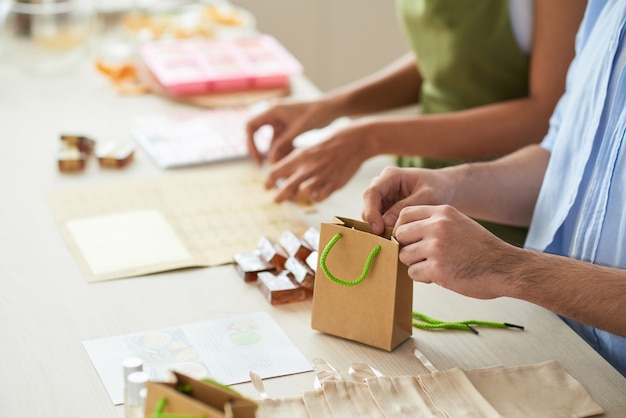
(319, 52), (422, 119)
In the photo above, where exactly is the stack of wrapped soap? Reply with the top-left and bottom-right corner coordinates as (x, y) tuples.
(232, 227), (320, 305)
(57, 134), (135, 172)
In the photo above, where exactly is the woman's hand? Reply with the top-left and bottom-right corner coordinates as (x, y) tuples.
(246, 99), (333, 164)
(265, 122), (373, 203)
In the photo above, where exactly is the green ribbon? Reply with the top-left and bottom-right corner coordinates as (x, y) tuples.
(412, 311), (524, 335)
(319, 233), (381, 286)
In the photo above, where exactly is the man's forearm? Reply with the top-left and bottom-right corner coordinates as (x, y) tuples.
(506, 248), (626, 338)
(449, 145), (550, 227)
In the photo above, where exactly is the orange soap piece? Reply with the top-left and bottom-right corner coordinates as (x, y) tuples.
(60, 134), (95, 155)
(279, 230), (313, 262)
(233, 250), (275, 282)
(303, 226), (320, 251)
(257, 271), (307, 305)
(96, 141), (135, 169)
(305, 250), (318, 273)
(57, 143), (87, 172)
(285, 256), (315, 291)
(257, 236), (288, 270)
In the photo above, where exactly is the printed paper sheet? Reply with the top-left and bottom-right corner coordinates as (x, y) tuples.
(83, 312), (313, 405)
(47, 164), (307, 282)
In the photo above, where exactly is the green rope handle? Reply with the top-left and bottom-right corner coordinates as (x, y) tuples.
(319, 233), (382, 287)
(412, 311), (524, 335)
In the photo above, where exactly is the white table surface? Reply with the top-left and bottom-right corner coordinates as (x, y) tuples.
(1, 53), (625, 418)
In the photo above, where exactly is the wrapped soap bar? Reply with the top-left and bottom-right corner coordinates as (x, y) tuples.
(285, 256), (315, 291)
(257, 271), (307, 305)
(257, 236), (288, 270)
(96, 141), (135, 169)
(305, 250), (318, 273)
(232, 250), (275, 282)
(303, 226), (320, 251)
(60, 134), (95, 155)
(279, 230), (313, 262)
(57, 143), (88, 172)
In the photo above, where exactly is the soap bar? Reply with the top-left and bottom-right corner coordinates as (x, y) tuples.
(232, 250), (275, 282)
(57, 143), (87, 172)
(96, 141), (135, 169)
(302, 227), (320, 251)
(257, 271), (307, 305)
(285, 256), (315, 291)
(305, 250), (318, 273)
(257, 236), (288, 270)
(60, 134), (95, 155)
(279, 230), (313, 262)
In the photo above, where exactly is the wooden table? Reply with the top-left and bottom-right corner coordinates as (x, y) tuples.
(1, 56), (624, 417)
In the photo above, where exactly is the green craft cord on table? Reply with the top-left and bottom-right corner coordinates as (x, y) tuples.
(412, 311), (524, 335)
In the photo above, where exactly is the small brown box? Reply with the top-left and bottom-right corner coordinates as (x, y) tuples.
(233, 250), (275, 282)
(285, 256), (315, 291)
(257, 236), (288, 270)
(257, 271), (307, 305)
(145, 371), (257, 418)
(279, 230), (313, 262)
(57, 144), (87, 172)
(60, 134), (95, 155)
(96, 141), (135, 169)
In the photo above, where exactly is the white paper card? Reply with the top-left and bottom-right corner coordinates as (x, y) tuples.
(66, 209), (192, 275)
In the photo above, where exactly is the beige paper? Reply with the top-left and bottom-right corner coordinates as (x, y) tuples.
(256, 396), (311, 418)
(66, 209), (192, 276)
(464, 360), (605, 417)
(257, 360), (605, 417)
(47, 165), (307, 282)
(366, 375), (444, 418)
(417, 368), (501, 417)
(322, 381), (386, 418)
(301, 389), (334, 418)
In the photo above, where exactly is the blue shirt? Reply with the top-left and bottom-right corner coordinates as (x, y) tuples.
(525, 0), (626, 377)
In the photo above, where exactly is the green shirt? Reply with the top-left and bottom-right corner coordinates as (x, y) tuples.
(396, 0), (529, 169)
(395, 0), (530, 246)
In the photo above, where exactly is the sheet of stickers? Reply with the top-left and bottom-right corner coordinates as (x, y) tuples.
(47, 164), (308, 282)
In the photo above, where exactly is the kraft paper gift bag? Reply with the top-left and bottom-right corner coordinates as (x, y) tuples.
(144, 372), (257, 418)
(311, 216), (413, 351)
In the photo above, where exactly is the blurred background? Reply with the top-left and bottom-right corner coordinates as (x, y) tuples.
(0, 0), (410, 91)
(235, 0), (410, 91)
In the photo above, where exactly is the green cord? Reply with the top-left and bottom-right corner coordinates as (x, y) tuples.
(176, 384), (193, 393)
(412, 311), (524, 335)
(320, 233), (381, 287)
(155, 397), (167, 414)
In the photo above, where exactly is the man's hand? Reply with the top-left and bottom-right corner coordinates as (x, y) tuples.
(246, 100), (330, 164)
(394, 204), (517, 299)
(362, 166), (457, 235)
(266, 124), (370, 203)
